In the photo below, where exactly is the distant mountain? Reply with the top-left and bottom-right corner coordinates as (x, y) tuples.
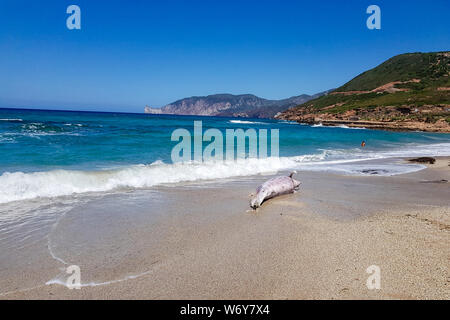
(145, 91), (330, 119)
(277, 51), (450, 132)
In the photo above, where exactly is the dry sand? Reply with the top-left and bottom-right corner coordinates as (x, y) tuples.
(1, 158), (449, 300)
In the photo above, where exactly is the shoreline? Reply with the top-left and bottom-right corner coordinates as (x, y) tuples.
(289, 119), (450, 133)
(0, 157), (449, 299)
(1, 146), (449, 204)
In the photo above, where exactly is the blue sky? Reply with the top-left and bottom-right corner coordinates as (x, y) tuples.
(0, 0), (449, 113)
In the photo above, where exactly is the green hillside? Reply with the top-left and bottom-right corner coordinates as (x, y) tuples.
(338, 52), (450, 92)
(278, 51), (450, 131)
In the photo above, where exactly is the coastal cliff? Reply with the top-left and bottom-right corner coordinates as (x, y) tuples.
(276, 52), (450, 132)
(145, 91), (330, 119)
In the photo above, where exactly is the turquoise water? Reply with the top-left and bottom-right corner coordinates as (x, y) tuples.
(1, 108), (449, 203)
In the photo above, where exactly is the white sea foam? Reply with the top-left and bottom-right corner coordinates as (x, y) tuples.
(0, 137), (16, 143)
(346, 126), (366, 130)
(46, 269), (155, 288)
(277, 120), (299, 125)
(333, 124), (367, 130)
(334, 124), (366, 130)
(64, 123), (83, 127)
(229, 120), (267, 125)
(0, 158), (297, 203)
(0, 118), (23, 122)
(312, 123), (366, 129)
(0, 143), (449, 204)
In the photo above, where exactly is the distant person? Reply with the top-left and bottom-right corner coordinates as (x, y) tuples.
(361, 141), (366, 148)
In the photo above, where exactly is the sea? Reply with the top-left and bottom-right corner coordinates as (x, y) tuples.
(1, 108), (450, 204)
(1, 107), (450, 293)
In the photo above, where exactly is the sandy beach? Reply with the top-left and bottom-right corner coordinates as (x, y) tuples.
(2, 0), (450, 305)
(0, 157), (449, 300)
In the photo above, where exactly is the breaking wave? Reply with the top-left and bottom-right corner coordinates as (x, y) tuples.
(0, 157), (300, 203)
(335, 124), (366, 130)
(312, 123), (366, 129)
(0, 118), (23, 122)
(0, 142), (449, 204)
(229, 120), (267, 125)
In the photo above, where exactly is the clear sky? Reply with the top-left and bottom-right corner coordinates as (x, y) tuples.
(0, 0), (449, 113)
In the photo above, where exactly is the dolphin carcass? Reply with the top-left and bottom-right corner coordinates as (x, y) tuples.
(250, 172), (301, 209)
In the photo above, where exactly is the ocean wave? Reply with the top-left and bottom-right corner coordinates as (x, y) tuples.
(0, 138), (16, 143)
(312, 123), (366, 129)
(3, 122), (83, 137)
(0, 158), (297, 203)
(229, 120), (268, 125)
(335, 124), (366, 130)
(64, 123), (84, 127)
(277, 120), (299, 125)
(0, 118), (23, 122)
(0, 142), (449, 204)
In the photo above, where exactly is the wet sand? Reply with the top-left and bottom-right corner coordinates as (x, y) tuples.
(1, 157), (449, 299)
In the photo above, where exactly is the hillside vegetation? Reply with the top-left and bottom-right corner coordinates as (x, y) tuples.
(277, 52), (450, 132)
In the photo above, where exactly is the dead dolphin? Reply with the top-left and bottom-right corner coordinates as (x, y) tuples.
(250, 172), (301, 209)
